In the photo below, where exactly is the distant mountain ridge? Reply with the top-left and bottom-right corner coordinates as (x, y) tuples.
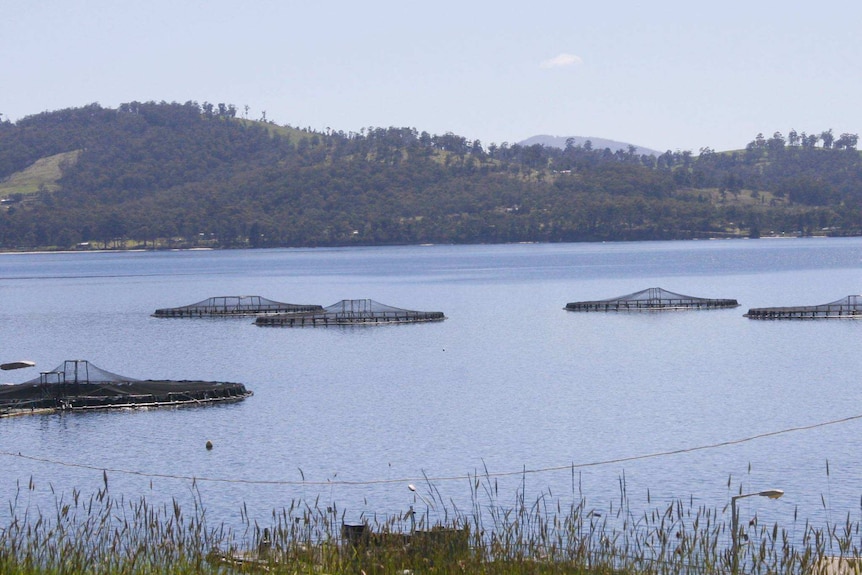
(519, 135), (662, 156)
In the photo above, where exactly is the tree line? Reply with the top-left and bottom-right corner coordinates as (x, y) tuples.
(0, 101), (859, 250)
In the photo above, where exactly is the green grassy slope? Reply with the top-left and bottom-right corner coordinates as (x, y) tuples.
(0, 150), (80, 197)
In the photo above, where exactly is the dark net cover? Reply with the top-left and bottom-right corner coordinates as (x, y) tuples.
(255, 299), (446, 326)
(153, 295), (323, 317)
(24, 359), (138, 385)
(565, 287), (740, 311)
(745, 294), (862, 319)
(1, 360), (251, 414)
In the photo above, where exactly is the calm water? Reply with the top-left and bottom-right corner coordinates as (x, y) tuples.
(1, 238), (861, 534)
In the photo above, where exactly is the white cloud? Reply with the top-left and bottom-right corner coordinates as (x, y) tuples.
(540, 53), (583, 69)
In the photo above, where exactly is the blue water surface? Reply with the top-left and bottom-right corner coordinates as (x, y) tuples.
(1, 238), (861, 536)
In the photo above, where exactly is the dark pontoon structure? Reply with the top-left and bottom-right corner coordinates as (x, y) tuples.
(565, 287), (740, 312)
(0, 360), (252, 417)
(153, 295), (322, 317)
(255, 299), (446, 327)
(745, 294), (862, 319)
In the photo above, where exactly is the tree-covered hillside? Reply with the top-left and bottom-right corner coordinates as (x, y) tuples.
(0, 102), (859, 250)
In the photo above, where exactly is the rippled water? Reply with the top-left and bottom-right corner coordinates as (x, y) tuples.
(1, 238), (861, 532)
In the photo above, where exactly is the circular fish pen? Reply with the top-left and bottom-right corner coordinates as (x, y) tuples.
(565, 287), (740, 312)
(255, 299), (446, 327)
(745, 294), (862, 319)
(153, 295), (323, 318)
(0, 360), (252, 418)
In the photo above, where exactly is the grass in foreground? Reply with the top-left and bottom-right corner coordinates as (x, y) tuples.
(1, 473), (860, 575)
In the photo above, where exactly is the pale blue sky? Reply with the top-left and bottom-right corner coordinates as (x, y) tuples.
(2, 1), (859, 153)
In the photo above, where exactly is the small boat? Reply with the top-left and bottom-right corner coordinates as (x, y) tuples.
(0, 360), (252, 418)
(0, 360), (35, 371)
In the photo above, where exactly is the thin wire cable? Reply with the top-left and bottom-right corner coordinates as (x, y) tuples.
(2, 412), (860, 486)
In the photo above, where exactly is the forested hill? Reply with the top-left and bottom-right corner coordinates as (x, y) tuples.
(0, 101), (860, 250)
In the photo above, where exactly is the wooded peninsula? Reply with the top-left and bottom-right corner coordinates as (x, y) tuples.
(1, 101), (859, 251)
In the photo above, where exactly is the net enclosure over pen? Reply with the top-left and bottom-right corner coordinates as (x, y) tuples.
(0, 360), (252, 417)
(565, 287), (740, 312)
(255, 299), (446, 327)
(153, 295), (323, 317)
(745, 294), (862, 319)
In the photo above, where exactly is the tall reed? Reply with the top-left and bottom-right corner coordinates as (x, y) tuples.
(2, 470), (861, 574)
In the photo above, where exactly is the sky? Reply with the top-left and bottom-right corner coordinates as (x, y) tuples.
(2, 1), (860, 153)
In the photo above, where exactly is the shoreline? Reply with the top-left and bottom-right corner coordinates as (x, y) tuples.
(0, 233), (843, 256)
